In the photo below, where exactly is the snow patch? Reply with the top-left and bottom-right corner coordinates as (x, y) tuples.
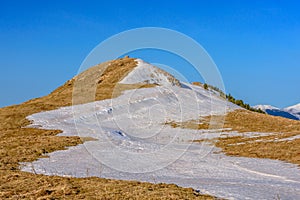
(120, 59), (180, 86)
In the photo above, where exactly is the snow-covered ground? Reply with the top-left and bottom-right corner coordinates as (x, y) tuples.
(120, 59), (180, 86)
(21, 139), (300, 200)
(22, 85), (300, 199)
(25, 84), (235, 172)
(22, 60), (300, 199)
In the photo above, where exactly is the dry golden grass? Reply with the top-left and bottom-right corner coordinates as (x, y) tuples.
(215, 110), (300, 165)
(0, 171), (215, 199)
(221, 110), (300, 133)
(191, 82), (203, 87)
(215, 135), (300, 165)
(165, 120), (209, 130)
(167, 109), (300, 165)
(0, 57), (214, 199)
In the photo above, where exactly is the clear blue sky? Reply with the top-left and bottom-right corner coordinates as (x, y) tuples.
(1, 0), (299, 108)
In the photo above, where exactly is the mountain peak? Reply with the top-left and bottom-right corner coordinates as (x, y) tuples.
(284, 103), (300, 120)
(119, 59), (181, 87)
(254, 104), (300, 120)
(285, 103), (300, 111)
(253, 104), (279, 110)
(69, 57), (182, 105)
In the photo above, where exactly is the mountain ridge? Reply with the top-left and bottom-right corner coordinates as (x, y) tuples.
(254, 103), (300, 120)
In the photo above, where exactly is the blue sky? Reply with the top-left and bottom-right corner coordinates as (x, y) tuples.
(1, 0), (299, 108)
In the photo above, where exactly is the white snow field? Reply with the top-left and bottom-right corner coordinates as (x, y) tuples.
(22, 60), (300, 199)
(120, 59), (180, 86)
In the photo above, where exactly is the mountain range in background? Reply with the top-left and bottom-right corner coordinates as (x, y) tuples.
(254, 104), (300, 120)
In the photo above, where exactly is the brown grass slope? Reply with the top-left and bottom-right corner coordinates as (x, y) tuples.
(0, 57), (214, 199)
(168, 110), (300, 165)
(215, 110), (300, 165)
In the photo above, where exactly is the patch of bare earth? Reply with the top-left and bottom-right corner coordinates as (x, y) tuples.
(0, 57), (214, 199)
(167, 109), (300, 165)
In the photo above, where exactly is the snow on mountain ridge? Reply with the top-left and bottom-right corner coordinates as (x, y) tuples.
(253, 105), (279, 110)
(284, 103), (300, 119)
(254, 104), (300, 120)
(120, 59), (181, 86)
(285, 103), (300, 111)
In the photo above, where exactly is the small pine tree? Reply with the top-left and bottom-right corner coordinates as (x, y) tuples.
(257, 108), (265, 114)
(204, 83), (208, 90)
(245, 104), (250, 110)
(235, 99), (244, 107)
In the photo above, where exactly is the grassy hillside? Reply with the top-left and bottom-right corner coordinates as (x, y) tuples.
(167, 109), (300, 165)
(0, 57), (215, 199)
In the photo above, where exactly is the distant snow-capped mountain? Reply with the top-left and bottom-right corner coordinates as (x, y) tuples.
(284, 103), (300, 120)
(254, 105), (279, 111)
(254, 104), (300, 120)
